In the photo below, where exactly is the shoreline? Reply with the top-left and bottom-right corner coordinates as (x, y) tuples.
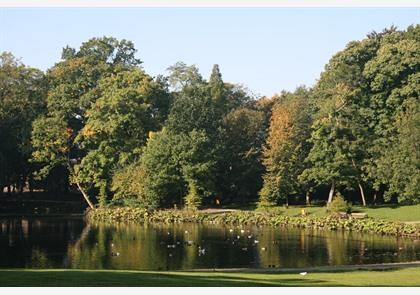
(184, 261), (420, 273)
(85, 207), (420, 238)
(1, 208), (418, 238)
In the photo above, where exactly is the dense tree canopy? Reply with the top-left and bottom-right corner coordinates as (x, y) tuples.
(30, 37), (170, 207)
(1, 25), (418, 209)
(0, 53), (46, 193)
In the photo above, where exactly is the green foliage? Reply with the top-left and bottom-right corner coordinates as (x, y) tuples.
(300, 25), (420, 205)
(30, 37), (169, 207)
(259, 88), (313, 205)
(110, 162), (150, 207)
(31, 37), (141, 193)
(31, 116), (68, 177)
(328, 193), (352, 214)
(0, 52), (46, 192)
(361, 27), (420, 203)
(86, 207), (149, 222)
(1, 26), (419, 209)
(165, 85), (219, 136)
(167, 62), (203, 91)
(220, 106), (266, 203)
(74, 68), (170, 200)
(86, 207), (418, 237)
(184, 182), (201, 210)
(139, 129), (216, 208)
(375, 99), (420, 203)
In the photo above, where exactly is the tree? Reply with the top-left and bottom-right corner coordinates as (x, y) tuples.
(165, 85), (219, 137)
(138, 129), (216, 209)
(167, 62), (203, 91)
(74, 69), (170, 206)
(31, 37), (143, 208)
(166, 65), (258, 204)
(110, 161), (150, 208)
(299, 25), (419, 206)
(374, 98), (419, 203)
(220, 106), (266, 204)
(0, 52), (46, 194)
(362, 25), (420, 203)
(209, 64), (226, 110)
(259, 88), (312, 207)
(300, 31), (380, 206)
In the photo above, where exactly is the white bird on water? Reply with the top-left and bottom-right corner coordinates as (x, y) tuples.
(299, 272), (308, 276)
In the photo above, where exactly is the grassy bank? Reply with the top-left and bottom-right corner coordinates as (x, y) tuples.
(276, 204), (420, 222)
(86, 207), (419, 237)
(1, 267), (420, 286)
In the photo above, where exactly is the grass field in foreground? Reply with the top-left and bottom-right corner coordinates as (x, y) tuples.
(1, 267), (420, 286)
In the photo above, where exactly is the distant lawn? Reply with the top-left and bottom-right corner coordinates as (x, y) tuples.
(353, 204), (420, 222)
(265, 204), (420, 222)
(1, 267), (420, 286)
(278, 206), (327, 217)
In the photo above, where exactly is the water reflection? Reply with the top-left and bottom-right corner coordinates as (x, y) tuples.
(0, 217), (419, 270)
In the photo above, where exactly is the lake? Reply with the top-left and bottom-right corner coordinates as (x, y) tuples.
(1, 217), (419, 270)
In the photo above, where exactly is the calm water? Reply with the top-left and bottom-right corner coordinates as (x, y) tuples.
(0, 217), (419, 270)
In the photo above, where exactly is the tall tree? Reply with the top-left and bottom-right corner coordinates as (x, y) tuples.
(137, 129), (216, 209)
(0, 52), (46, 194)
(220, 105), (266, 204)
(31, 37), (142, 208)
(363, 25), (420, 203)
(374, 99), (419, 203)
(208, 64), (226, 109)
(74, 69), (170, 206)
(167, 62), (203, 91)
(259, 88), (312, 207)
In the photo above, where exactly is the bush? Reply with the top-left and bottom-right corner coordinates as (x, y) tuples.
(110, 162), (158, 209)
(328, 193), (352, 214)
(255, 205), (284, 216)
(184, 182), (201, 210)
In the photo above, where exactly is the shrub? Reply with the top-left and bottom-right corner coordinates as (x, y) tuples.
(184, 182), (201, 210)
(110, 162), (158, 209)
(329, 193), (352, 214)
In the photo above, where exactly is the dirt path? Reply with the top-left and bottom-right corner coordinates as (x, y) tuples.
(199, 208), (239, 214)
(404, 221), (420, 224)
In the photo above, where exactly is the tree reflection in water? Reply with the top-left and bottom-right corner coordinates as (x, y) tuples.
(0, 217), (419, 270)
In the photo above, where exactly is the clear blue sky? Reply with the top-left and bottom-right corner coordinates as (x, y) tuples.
(1, 8), (419, 96)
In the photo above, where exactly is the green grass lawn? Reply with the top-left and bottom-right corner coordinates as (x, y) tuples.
(1, 267), (420, 286)
(274, 204), (420, 222)
(353, 204), (420, 222)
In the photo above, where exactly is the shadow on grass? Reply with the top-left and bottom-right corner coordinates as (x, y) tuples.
(0, 269), (333, 287)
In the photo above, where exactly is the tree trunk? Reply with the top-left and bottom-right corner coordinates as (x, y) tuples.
(327, 181), (335, 205)
(373, 191), (377, 204)
(358, 183), (367, 206)
(74, 180), (95, 209)
(306, 191), (310, 205)
(67, 163), (94, 209)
